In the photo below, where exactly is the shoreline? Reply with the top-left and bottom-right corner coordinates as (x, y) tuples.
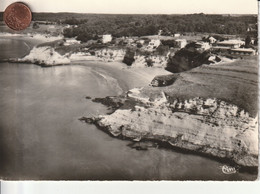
(81, 115), (258, 174)
(84, 93), (258, 170)
(1, 35), (258, 173)
(0, 58), (171, 92)
(72, 61), (172, 90)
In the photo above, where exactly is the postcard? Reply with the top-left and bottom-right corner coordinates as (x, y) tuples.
(0, 0), (258, 181)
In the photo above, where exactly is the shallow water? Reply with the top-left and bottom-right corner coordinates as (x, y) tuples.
(0, 37), (257, 180)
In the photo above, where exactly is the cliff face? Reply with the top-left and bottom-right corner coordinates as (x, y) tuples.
(93, 90), (258, 167)
(93, 48), (169, 68)
(131, 55), (168, 68)
(95, 48), (126, 62)
(18, 46), (70, 66)
(18, 47), (126, 65)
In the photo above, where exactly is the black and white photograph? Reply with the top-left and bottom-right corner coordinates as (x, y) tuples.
(0, 0), (258, 181)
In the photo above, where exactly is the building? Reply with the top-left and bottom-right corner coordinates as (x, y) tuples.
(147, 39), (161, 50)
(208, 36), (217, 44)
(137, 39), (145, 45)
(215, 39), (245, 49)
(229, 48), (256, 55)
(194, 41), (211, 51)
(175, 39), (187, 48)
(211, 46), (230, 53)
(102, 34), (112, 44)
(174, 33), (181, 37)
(64, 38), (80, 46)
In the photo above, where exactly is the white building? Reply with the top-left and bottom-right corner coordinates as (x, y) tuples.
(195, 41), (211, 51)
(215, 39), (245, 49)
(230, 48), (256, 55)
(208, 36), (217, 44)
(102, 34), (112, 44)
(137, 39), (145, 45)
(174, 33), (181, 37)
(147, 39), (161, 50)
(175, 39), (187, 48)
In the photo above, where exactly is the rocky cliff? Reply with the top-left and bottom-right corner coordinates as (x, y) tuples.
(94, 48), (126, 62)
(18, 46), (70, 66)
(131, 55), (168, 68)
(87, 90), (258, 167)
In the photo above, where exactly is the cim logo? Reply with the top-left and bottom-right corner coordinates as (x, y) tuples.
(221, 165), (237, 174)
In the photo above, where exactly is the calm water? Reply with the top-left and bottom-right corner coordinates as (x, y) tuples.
(0, 37), (257, 180)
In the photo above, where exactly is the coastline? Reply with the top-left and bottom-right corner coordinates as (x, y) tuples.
(1, 34), (258, 172)
(73, 61), (172, 90)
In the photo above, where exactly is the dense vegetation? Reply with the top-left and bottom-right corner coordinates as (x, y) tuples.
(61, 14), (257, 42)
(166, 45), (212, 73)
(0, 12), (257, 42)
(15, 13), (256, 41)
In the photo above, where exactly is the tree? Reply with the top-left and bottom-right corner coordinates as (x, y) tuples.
(156, 45), (169, 55)
(166, 49), (211, 73)
(63, 28), (74, 38)
(245, 35), (251, 48)
(33, 22), (40, 29)
(123, 49), (135, 66)
(146, 58), (154, 67)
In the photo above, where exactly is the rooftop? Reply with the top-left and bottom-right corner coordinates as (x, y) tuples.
(230, 48), (255, 52)
(217, 39), (245, 45)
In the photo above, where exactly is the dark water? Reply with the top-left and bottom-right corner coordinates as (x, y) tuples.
(0, 37), (257, 180)
(0, 38), (31, 59)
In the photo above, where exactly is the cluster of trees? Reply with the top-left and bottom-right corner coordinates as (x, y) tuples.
(243, 35), (258, 49)
(29, 13), (258, 42)
(61, 17), (88, 25)
(161, 40), (178, 48)
(63, 24), (99, 42)
(123, 49), (135, 66)
(32, 22), (40, 29)
(166, 48), (211, 73)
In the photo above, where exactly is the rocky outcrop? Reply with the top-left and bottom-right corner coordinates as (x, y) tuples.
(131, 55), (168, 68)
(87, 90), (258, 167)
(18, 46), (70, 66)
(150, 74), (180, 87)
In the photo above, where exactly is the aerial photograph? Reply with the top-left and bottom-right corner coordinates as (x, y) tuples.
(0, 0), (258, 180)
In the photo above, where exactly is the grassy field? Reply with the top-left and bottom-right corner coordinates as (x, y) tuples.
(142, 56), (258, 116)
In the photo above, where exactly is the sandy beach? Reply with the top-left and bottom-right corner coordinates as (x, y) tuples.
(72, 61), (172, 91)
